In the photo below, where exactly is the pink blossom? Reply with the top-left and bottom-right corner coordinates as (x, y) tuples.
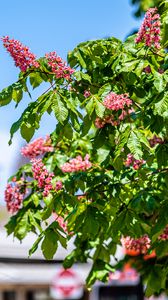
(54, 213), (68, 233)
(103, 92), (132, 111)
(95, 115), (121, 128)
(158, 68), (164, 74)
(125, 153), (146, 170)
(31, 158), (62, 197)
(124, 154), (134, 167)
(121, 235), (151, 255)
(95, 117), (107, 128)
(95, 107), (134, 129)
(158, 225), (168, 241)
(21, 135), (53, 159)
(143, 66), (151, 73)
(45, 51), (74, 81)
(135, 8), (161, 49)
(149, 135), (164, 147)
(1, 36), (39, 72)
(61, 154), (92, 173)
(4, 178), (27, 213)
(84, 90), (91, 98)
(55, 180), (63, 191)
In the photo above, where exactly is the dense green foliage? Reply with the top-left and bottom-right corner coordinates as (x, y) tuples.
(131, 0), (168, 17)
(1, 2), (168, 297)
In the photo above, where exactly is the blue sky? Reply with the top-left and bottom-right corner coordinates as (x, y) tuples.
(0, 0), (142, 202)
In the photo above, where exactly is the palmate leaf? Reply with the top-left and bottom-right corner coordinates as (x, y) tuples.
(51, 94), (68, 124)
(9, 102), (39, 144)
(2, 28), (168, 295)
(0, 81), (24, 106)
(127, 130), (143, 159)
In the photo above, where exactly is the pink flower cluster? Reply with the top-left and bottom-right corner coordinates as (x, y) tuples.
(158, 225), (168, 241)
(125, 153), (146, 170)
(95, 108), (135, 129)
(95, 115), (120, 128)
(149, 135), (164, 147)
(103, 92), (132, 111)
(45, 51), (74, 81)
(21, 135), (53, 159)
(4, 177), (26, 213)
(135, 8), (161, 49)
(31, 158), (62, 197)
(84, 90), (91, 98)
(121, 235), (151, 255)
(61, 154), (92, 173)
(2, 36), (39, 72)
(96, 92), (134, 128)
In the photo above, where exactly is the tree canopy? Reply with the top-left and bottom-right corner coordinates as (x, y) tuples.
(1, 1), (168, 297)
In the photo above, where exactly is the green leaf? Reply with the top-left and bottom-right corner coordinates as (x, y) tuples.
(120, 59), (139, 72)
(81, 114), (92, 136)
(97, 148), (110, 164)
(20, 123), (35, 142)
(29, 72), (43, 89)
(154, 74), (166, 93)
(95, 99), (105, 118)
(63, 250), (76, 268)
(74, 50), (86, 69)
(0, 86), (13, 106)
(85, 97), (95, 116)
(41, 230), (58, 260)
(154, 92), (168, 117)
(14, 212), (29, 240)
(155, 241), (168, 258)
(86, 260), (110, 287)
(98, 83), (111, 99)
(74, 71), (91, 83)
(127, 130), (143, 159)
(52, 94), (68, 124)
(12, 89), (23, 103)
(146, 266), (166, 297)
(114, 126), (130, 158)
(5, 215), (17, 235)
(9, 116), (22, 144)
(82, 207), (100, 237)
(135, 130), (150, 150)
(29, 235), (43, 257)
(62, 123), (73, 140)
(156, 144), (168, 167)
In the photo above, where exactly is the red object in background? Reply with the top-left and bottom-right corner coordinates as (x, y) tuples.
(125, 249), (156, 260)
(125, 249), (141, 256)
(143, 250), (156, 260)
(50, 268), (83, 299)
